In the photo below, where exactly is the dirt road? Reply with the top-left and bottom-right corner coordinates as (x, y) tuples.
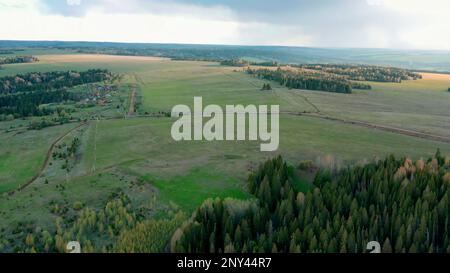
(283, 111), (450, 144)
(127, 85), (137, 117)
(8, 122), (89, 196)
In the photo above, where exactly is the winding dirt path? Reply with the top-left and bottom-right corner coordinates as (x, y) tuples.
(8, 122), (89, 196)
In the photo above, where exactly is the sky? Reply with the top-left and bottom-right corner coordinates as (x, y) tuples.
(0, 0), (449, 50)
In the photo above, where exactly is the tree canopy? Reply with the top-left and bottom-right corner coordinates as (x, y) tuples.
(172, 152), (450, 253)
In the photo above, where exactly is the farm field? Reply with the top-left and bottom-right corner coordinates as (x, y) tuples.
(5, 0), (450, 256)
(289, 75), (450, 137)
(1, 52), (450, 251)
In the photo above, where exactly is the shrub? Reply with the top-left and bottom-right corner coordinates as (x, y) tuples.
(73, 201), (84, 211)
(298, 160), (314, 170)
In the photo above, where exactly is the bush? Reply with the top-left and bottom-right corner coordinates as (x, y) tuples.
(261, 83), (272, 91)
(73, 201), (84, 211)
(1, 114), (14, 121)
(298, 160), (314, 170)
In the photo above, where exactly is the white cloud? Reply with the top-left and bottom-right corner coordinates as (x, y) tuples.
(66, 0), (81, 6)
(366, 0), (450, 49)
(0, 2), (240, 44)
(0, 0), (450, 49)
(234, 22), (313, 46)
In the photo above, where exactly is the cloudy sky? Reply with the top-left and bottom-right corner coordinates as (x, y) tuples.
(0, 0), (449, 50)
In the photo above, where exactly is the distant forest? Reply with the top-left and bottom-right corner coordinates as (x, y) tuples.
(1, 40), (450, 71)
(246, 68), (357, 94)
(241, 62), (423, 93)
(0, 50), (15, 55)
(0, 69), (111, 94)
(221, 59), (279, 67)
(294, 64), (422, 83)
(172, 152), (450, 253)
(0, 56), (38, 66)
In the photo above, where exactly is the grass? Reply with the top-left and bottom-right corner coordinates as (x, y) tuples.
(0, 54), (170, 77)
(282, 77), (450, 137)
(143, 168), (251, 212)
(1, 52), (450, 241)
(0, 123), (78, 193)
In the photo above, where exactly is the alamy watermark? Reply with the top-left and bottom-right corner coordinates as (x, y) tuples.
(171, 97), (279, 152)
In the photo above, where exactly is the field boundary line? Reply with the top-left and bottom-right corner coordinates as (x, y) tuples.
(127, 85), (137, 117)
(92, 117), (99, 173)
(284, 111), (450, 144)
(224, 70), (450, 144)
(223, 70), (323, 114)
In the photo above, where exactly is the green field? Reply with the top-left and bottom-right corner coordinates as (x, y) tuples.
(1, 53), (450, 246)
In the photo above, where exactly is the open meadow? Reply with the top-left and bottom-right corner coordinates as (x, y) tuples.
(1, 53), (450, 250)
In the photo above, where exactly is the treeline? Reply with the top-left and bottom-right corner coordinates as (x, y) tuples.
(0, 69), (111, 94)
(254, 61), (279, 67)
(171, 151), (450, 253)
(295, 64), (422, 83)
(0, 89), (74, 117)
(220, 59), (249, 67)
(351, 82), (372, 90)
(0, 50), (15, 55)
(27, 107), (76, 130)
(0, 69), (112, 117)
(221, 59), (420, 85)
(0, 56), (38, 65)
(247, 68), (353, 94)
(221, 59), (279, 67)
(4, 192), (185, 253)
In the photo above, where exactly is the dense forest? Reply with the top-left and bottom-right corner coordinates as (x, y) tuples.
(0, 56), (38, 66)
(247, 67), (355, 93)
(0, 69), (112, 117)
(295, 64), (422, 83)
(0, 89), (74, 117)
(171, 152), (450, 253)
(0, 69), (111, 94)
(1, 152), (449, 253)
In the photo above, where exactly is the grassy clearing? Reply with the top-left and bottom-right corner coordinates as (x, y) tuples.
(69, 115), (450, 212)
(1, 53), (450, 239)
(132, 62), (313, 114)
(0, 123), (79, 194)
(143, 168), (251, 212)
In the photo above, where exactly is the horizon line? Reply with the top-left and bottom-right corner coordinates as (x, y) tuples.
(1, 39), (450, 53)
